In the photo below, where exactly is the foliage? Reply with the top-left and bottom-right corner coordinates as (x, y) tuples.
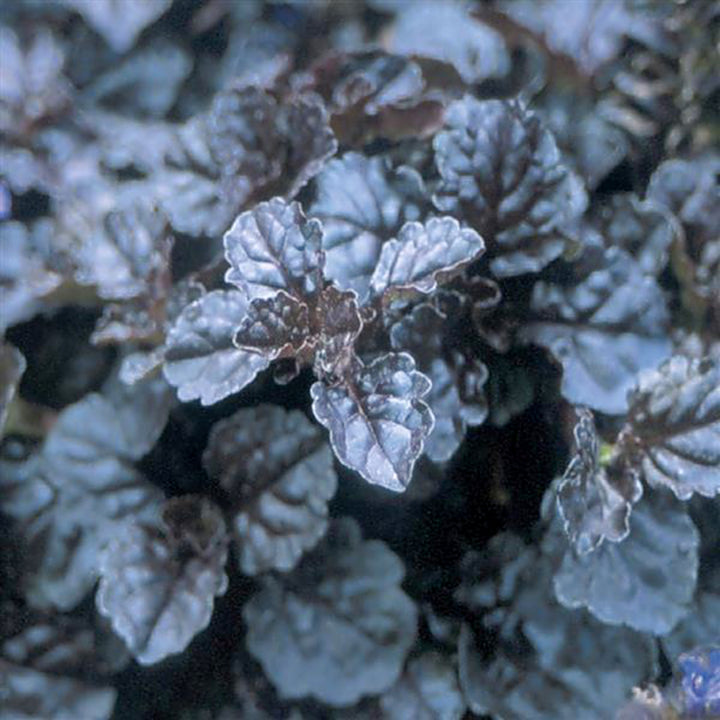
(1, 1), (717, 717)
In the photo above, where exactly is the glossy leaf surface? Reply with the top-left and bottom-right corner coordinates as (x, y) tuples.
(433, 96), (586, 278)
(163, 290), (269, 406)
(520, 248), (672, 414)
(96, 496), (229, 665)
(623, 356), (720, 500)
(553, 491), (699, 635)
(310, 353), (434, 492)
(203, 405), (337, 575)
(243, 518), (417, 706)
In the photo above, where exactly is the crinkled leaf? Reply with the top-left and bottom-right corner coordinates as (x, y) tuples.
(306, 50), (444, 145)
(206, 86), (284, 189)
(311, 51), (423, 116)
(233, 292), (311, 362)
(108, 278), (203, 378)
(61, 0), (173, 53)
(386, 1), (510, 83)
(622, 355), (720, 500)
(595, 194), (676, 277)
(155, 164), (247, 240)
(1, 610), (129, 677)
(553, 490), (699, 635)
(0, 660), (116, 720)
(309, 152), (424, 300)
(0, 27), (71, 141)
(557, 408), (642, 555)
(379, 652), (465, 720)
(156, 88), (335, 238)
(219, 20), (295, 90)
(96, 496), (229, 666)
(494, 0), (672, 76)
(0, 220), (63, 332)
(0, 378), (169, 610)
(83, 40), (191, 118)
(520, 247), (672, 415)
(369, 217), (485, 299)
(433, 96), (586, 278)
(313, 285), (363, 381)
(207, 88), (336, 201)
(73, 201), (172, 301)
(163, 290), (269, 406)
(457, 535), (656, 720)
(647, 156), (720, 314)
(203, 405), (337, 575)
(310, 352), (434, 492)
(279, 93), (338, 198)
(390, 303), (487, 462)
(243, 518), (417, 705)
(537, 89), (629, 190)
(647, 155), (720, 247)
(224, 198), (325, 302)
(0, 342), (26, 435)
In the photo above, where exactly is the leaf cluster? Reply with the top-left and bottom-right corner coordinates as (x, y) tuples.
(1, 1), (718, 718)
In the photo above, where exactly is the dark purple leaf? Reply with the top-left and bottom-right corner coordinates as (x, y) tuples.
(0, 220), (63, 332)
(156, 89), (335, 238)
(279, 92), (338, 198)
(224, 198), (324, 302)
(96, 496), (229, 665)
(203, 405), (337, 575)
(379, 652), (465, 720)
(390, 303), (487, 462)
(310, 352), (434, 492)
(386, 1), (509, 83)
(369, 216), (485, 299)
(537, 89), (629, 190)
(647, 155), (720, 315)
(2, 610), (129, 677)
(594, 194), (677, 277)
(494, 0), (672, 76)
(307, 50), (443, 145)
(621, 355), (720, 500)
(520, 248), (672, 415)
(163, 290), (270, 405)
(662, 503), (720, 663)
(0, 27), (71, 141)
(60, 0), (173, 53)
(313, 285), (363, 381)
(233, 291), (312, 362)
(433, 96), (586, 278)
(553, 490), (699, 635)
(457, 534), (656, 720)
(0, 377), (169, 610)
(83, 40), (191, 118)
(0, 660), (116, 720)
(309, 152), (425, 301)
(647, 155), (720, 248)
(73, 201), (172, 301)
(243, 518), (417, 705)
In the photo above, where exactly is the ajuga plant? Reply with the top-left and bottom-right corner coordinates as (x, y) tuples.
(1, 1), (718, 719)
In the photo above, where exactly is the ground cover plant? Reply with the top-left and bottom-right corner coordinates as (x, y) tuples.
(1, 0), (719, 718)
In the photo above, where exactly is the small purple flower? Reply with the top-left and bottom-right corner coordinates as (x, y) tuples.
(678, 646), (720, 717)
